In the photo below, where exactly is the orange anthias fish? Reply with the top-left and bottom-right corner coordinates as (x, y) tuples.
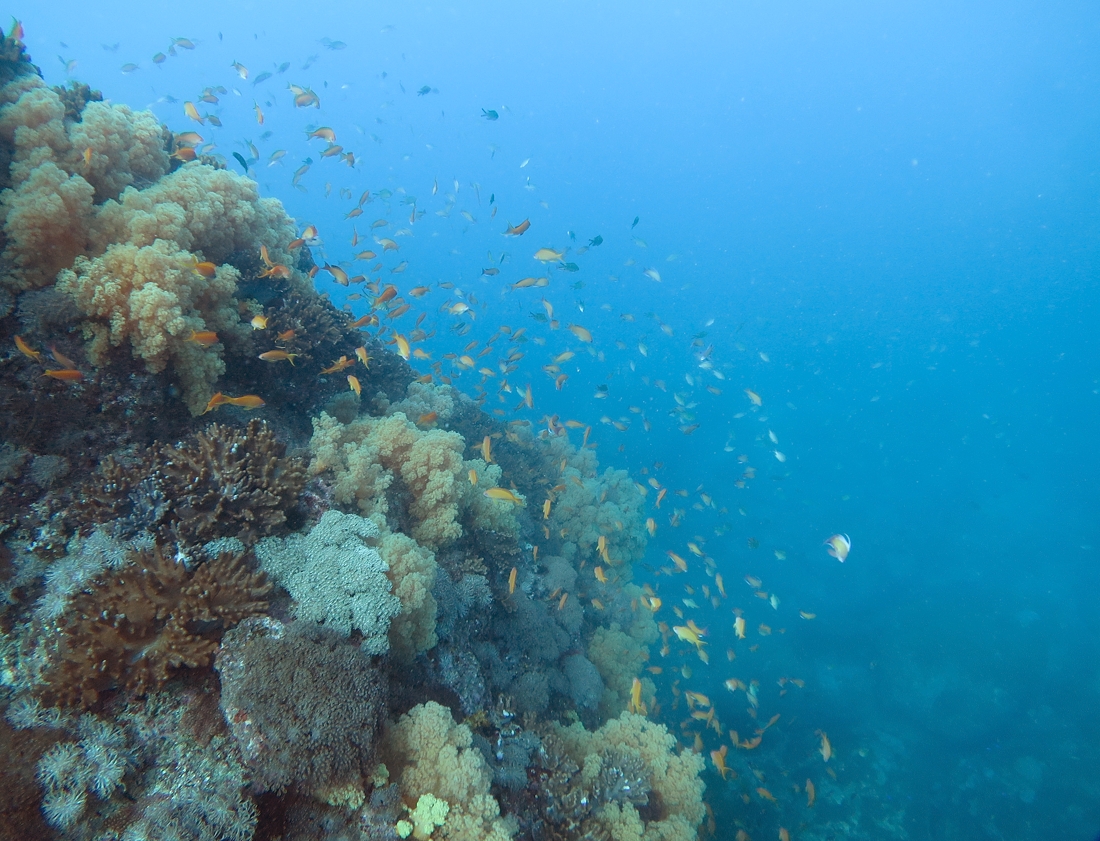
(43, 368), (84, 382)
(824, 533), (851, 562)
(628, 677), (647, 715)
(186, 330), (219, 347)
(14, 335), (42, 362)
(508, 566), (517, 595)
(806, 778), (816, 807)
(190, 259), (217, 277)
(710, 745), (731, 780)
(321, 356), (355, 374)
(203, 393), (265, 413)
(484, 487), (523, 505)
(818, 730), (832, 762)
(347, 374), (361, 396)
(258, 350), (297, 364)
(504, 218), (530, 236)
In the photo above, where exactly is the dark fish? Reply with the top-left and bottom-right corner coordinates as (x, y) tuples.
(323, 39), (347, 50)
(417, 85), (432, 96)
(529, 312), (548, 323)
(561, 262), (580, 273)
(588, 235), (603, 247)
(277, 61), (290, 73)
(481, 109), (498, 120)
(232, 151), (249, 172)
(631, 216), (640, 229)
(252, 71), (272, 85)
(489, 193), (495, 205)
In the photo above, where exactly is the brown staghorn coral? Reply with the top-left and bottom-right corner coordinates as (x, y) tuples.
(39, 546), (270, 709)
(156, 418), (307, 547)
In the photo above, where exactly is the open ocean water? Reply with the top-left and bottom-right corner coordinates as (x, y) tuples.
(7, 1), (1099, 839)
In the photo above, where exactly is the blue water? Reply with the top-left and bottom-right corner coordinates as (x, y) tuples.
(26, 0), (1100, 837)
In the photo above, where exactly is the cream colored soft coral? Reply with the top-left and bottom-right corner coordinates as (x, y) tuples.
(381, 702), (515, 841)
(0, 160), (94, 290)
(309, 411), (471, 550)
(56, 240), (247, 413)
(67, 100), (169, 201)
(91, 164), (304, 279)
(553, 712), (705, 841)
(545, 435), (648, 571)
(379, 531), (438, 661)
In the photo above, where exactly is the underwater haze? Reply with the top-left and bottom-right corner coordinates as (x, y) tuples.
(9, 0), (1100, 839)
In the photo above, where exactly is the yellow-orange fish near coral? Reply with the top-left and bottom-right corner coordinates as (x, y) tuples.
(14, 335), (41, 362)
(484, 488), (522, 504)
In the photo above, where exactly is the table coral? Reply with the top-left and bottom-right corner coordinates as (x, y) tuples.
(38, 546), (270, 709)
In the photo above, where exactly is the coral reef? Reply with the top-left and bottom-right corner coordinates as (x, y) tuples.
(255, 509), (400, 654)
(37, 545), (270, 708)
(380, 701), (515, 841)
(0, 46), (698, 841)
(216, 616), (387, 795)
(72, 419), (306, 547)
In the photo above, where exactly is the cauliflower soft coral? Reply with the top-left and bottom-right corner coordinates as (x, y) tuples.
(381, 702), (514, 841)
(554, 712), (705, 841)
(57, 240), (247, 414)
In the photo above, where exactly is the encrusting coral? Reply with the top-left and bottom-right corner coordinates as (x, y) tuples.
(37, 545), (270, 709)
(216, 616), (387, 795)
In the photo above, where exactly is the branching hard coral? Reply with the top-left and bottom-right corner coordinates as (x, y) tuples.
(38, 546), (270, 709)
(380, 701), (515, 841)
(156, 419), (307, 546)
(255, 509), (400, 653)
(216, 616), (387, 795)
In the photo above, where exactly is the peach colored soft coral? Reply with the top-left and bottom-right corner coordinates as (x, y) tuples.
(90, 164), (304, 278)
(0, 159), (94, 289)
(309, 411), (469, 550)
(67, 100), (169, 201)
(381, 702), (515, 841)
(56, 240), (248, 414)
(553, 712), (705, 841)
